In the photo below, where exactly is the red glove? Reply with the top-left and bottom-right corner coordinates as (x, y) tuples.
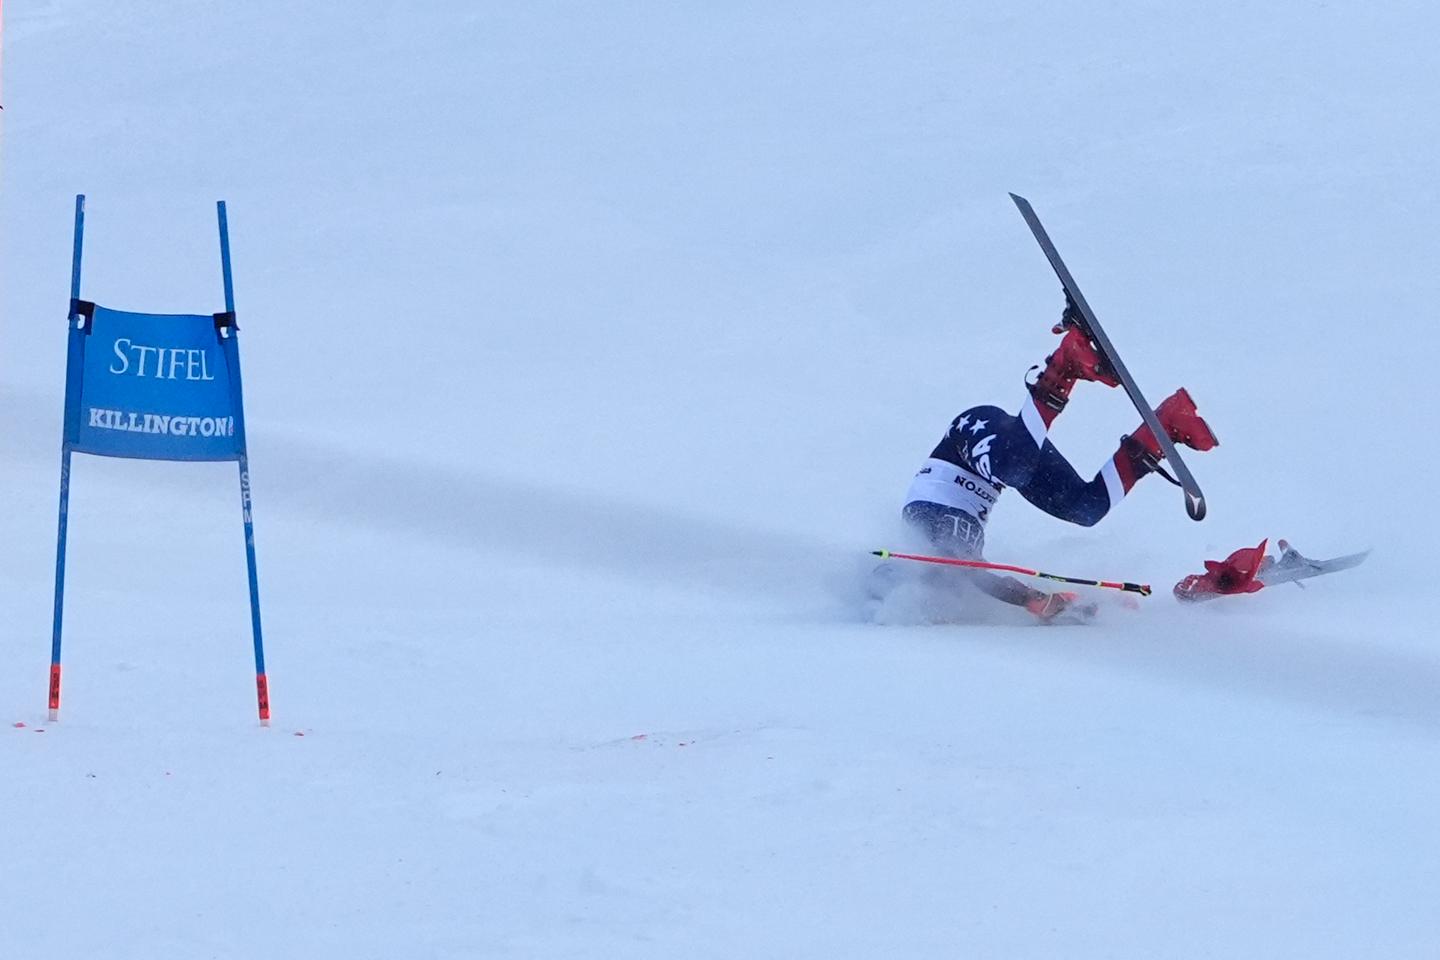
(1026, 590), (1078, 621)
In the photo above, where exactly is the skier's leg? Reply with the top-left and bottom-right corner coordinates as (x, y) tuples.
(1016, 439), (1118, 527)
(901, 501), (985, 559)
(1020, 387), (1221, 526)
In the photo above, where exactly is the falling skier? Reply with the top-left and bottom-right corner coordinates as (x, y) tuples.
(896, 301), (1219, 621)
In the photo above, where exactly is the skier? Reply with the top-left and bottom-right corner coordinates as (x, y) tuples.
(898, 301), (1219, 621)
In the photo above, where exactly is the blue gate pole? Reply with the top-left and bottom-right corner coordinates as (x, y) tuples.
(49, 195), (86, 721)
(218, 201), (271, 725)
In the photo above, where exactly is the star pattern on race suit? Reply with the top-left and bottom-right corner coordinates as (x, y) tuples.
(969, 418), (988, 435)
(954, 415), (970, 433)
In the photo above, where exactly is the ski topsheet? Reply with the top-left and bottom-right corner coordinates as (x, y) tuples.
(1256, 540), (1370, 588)
(1009, 193), (1208, 521)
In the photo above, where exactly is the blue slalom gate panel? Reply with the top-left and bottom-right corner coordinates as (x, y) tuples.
(50, 195), (270, 725)
(66, 305), (244, 462)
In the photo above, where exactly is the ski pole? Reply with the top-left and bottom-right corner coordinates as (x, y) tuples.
(872, 549), (1151, 596)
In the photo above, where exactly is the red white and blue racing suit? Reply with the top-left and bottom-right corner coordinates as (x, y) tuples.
(903, 397), (1132, 561)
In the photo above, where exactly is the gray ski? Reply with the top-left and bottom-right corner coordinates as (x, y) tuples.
(1010, 193), (1208, 521)
(1256, 539), (1371, 588)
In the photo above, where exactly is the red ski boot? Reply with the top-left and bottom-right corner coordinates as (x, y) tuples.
(1129, 388), (1219, 466)
(1029, 324), (1121, 416)
(1174, 540), (1268, 601)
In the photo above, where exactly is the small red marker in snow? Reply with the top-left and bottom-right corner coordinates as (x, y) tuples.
(12, 722), (25, 728)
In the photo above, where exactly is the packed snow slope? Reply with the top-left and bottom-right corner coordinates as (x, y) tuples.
(3, 3), (1438, 957)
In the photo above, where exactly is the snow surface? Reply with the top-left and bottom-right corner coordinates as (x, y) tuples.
(3, 2), (1438, 957)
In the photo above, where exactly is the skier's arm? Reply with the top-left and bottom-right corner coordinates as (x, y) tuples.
(965, 569), (1042, 608)
(966, 569), (1076, 621)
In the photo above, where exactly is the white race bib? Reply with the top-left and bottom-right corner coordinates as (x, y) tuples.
(903, 458), (1002, 524)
